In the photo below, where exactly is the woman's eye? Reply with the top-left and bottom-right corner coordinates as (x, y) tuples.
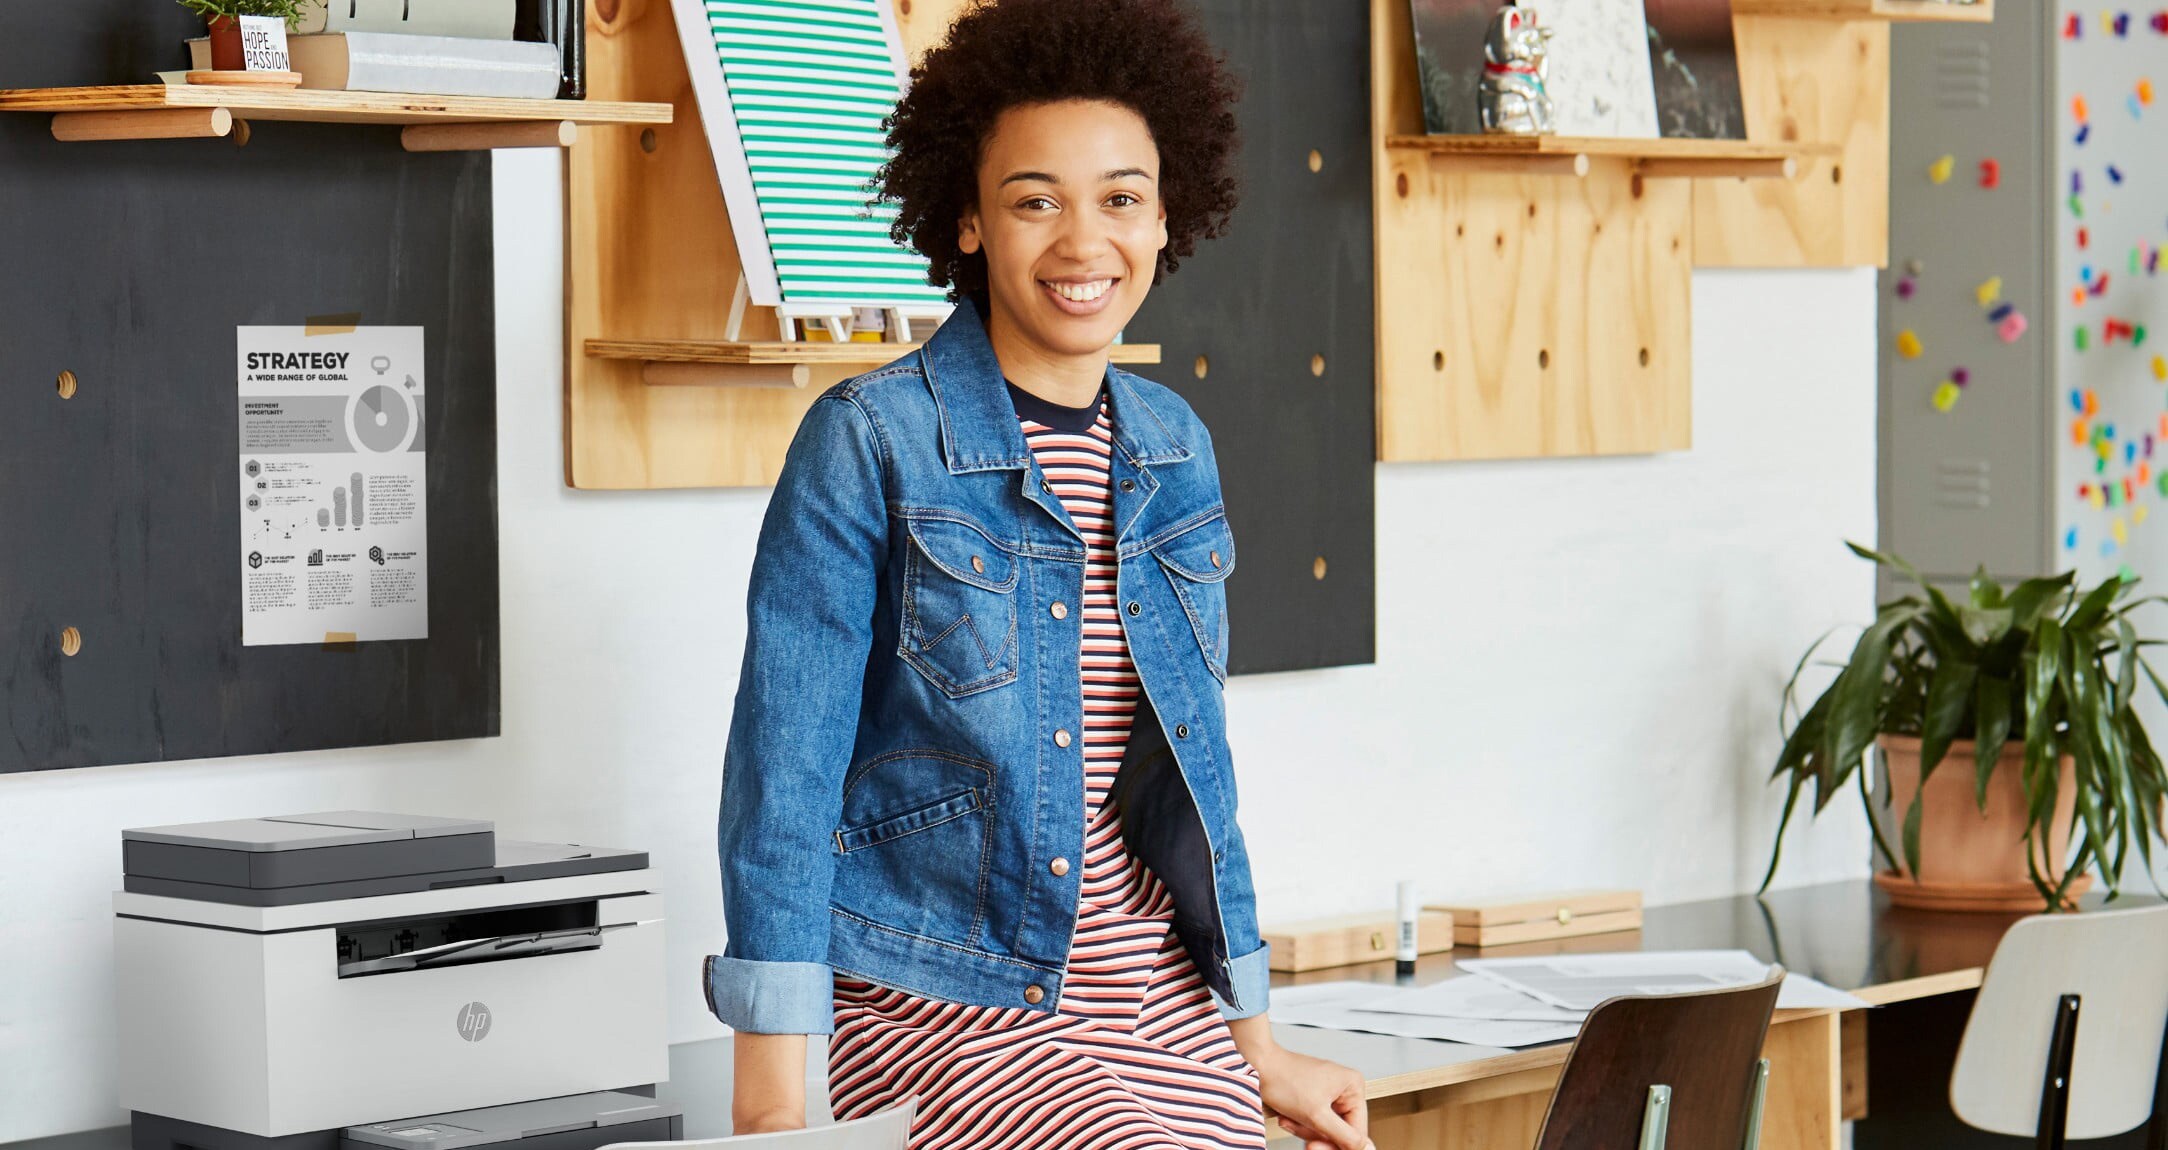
(1108, 193), (1140, 208)
(1020, 196), (1057, 211)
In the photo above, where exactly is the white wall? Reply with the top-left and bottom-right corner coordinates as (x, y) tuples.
(0, 151), (1874, 1142)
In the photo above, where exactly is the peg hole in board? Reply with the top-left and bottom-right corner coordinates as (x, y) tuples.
(1432, 351), (1445, 372)
(1830, 164), (1843, 185)
(900, 0), (912, 13)
(1395, 171), (1409, 198)
(1309, 354), (1325, 377)
(1193, 355), (1209, 380)
(640, 129), (658, 154)
(56, 370), (77, 399)
(60, 627), (81, 657)
(1308, 149), (1323, 173)
(231, 119), (252, 148)
(1312, 556), (1328, 580)
(1639, 347), (1650, 367)
(1538, 348), (1550, 369)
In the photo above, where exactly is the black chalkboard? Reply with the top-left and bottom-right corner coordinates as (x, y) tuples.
(1122, 0), (1378, 675)
(0, 4), (502, 772)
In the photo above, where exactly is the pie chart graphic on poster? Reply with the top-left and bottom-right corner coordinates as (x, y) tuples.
(351, 384), (414, 452)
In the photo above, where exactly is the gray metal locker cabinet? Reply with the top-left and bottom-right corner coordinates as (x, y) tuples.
(1882, 6), (2168, 592)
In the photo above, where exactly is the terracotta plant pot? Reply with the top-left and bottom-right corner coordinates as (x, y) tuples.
(1874, 734), (2091, 912)
(206, 16), (245, 71)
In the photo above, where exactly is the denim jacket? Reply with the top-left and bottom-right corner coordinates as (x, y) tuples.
(704, 299), (1271, 1034)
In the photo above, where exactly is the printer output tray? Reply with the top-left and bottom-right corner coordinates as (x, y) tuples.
(122, 841), (648, 906)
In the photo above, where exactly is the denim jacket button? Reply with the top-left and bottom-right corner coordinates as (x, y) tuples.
(1050, 601), (1068, 620)
(970, 555), (985, 574)
(1120, 479), (1136, 492)
(1126, 601), (1141, 616)
(1210, 550), (1222, 569)
(1023, 985), (1046, 1005)
(1054, 728), (1072, 748)
(1175, 724), (1190, 738)
(1049, 857), (1070, 877)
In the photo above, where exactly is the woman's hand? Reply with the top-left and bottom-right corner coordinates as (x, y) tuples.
(1227, 1015), (1372, 1150)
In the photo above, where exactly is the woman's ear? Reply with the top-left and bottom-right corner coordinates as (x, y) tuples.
(1154, 199), (1169, 253)
(957, 205), (982, 256)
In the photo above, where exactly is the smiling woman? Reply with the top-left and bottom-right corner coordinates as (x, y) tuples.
(712, 3), (1372, 1148)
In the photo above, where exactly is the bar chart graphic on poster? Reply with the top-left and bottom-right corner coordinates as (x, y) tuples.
(236, 326), (428, 646)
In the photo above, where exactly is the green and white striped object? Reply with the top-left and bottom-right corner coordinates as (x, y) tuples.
(699, 0), (950, 310)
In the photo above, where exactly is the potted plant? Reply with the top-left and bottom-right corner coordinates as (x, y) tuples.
(1761, 544), (2168, 912)
(175, 0), (306, 71)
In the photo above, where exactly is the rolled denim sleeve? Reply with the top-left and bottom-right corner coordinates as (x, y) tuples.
(1209, 815), (1272, 1021)
(710, 393), (889, 1035)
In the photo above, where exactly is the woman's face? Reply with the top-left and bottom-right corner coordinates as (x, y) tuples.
(958, 99), (1169, 358)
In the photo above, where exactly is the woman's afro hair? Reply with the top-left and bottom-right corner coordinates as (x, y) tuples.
(877, 0), (1242, 298)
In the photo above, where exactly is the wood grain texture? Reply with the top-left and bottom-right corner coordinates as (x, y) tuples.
(1691, 16), (1890, 268)
(586, 338), (1161, 365)
(1732, 0), (1992, 20)
(1261, 910), (1454, 972)
(1385, 134), (1818, 160)
(564, 0), (969, 489)
(0, 83), (669, 125)
(1371, 0), (1692, 462)
(1840, 1008), (1869, 1121)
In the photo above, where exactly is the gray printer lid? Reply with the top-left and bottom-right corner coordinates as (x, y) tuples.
(124, 812), (493, 850)
(345, 1092), (680, 1150)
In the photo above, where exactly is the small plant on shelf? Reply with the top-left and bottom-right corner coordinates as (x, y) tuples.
(174, 0), (308, 70)
(1761, 543), (2168, 913)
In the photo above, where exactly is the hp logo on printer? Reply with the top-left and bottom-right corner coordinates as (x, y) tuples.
(455, 1001), (493, 1043)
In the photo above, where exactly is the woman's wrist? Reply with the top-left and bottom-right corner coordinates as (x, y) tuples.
(1225, 1012), (1282, 1067)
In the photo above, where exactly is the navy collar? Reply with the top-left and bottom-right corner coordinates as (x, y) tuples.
(920, 295), (1193, 474)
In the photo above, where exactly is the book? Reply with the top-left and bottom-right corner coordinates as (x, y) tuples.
(292, 0), (517, 39)
(188, 33), (561, 98)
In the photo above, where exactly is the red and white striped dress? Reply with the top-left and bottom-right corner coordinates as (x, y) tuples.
(827, 390), (1264, 1150)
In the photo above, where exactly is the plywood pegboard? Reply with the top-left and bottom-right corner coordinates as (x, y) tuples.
(1691, 15), (1892, 268)
(566, 0), (978, 490)
(1370, 0), (1692, 462)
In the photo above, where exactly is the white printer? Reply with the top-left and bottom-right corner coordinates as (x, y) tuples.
(113, 812), (677, 1150)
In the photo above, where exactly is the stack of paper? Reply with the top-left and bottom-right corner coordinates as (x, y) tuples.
(1270, 950), (1868, 1050)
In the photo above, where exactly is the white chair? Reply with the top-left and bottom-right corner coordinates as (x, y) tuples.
(598, 1101), (914, 1150)
(1949, 903), (2168, 1148)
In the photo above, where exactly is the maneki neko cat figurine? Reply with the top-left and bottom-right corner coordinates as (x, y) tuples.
(1478, 1), (1556, 136)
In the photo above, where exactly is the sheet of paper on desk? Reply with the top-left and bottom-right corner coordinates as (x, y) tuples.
(1344, 975), (1586, 1023)
(1270, 982), (1581, 1048)
(1458, 950), (1870, 1011)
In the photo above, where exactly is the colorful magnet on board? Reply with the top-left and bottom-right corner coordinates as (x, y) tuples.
(2151, 247), (2161, 273)
(2083, 263), (2097, 282)
(2140, 505), (2152, 526)
(2131, 94), (2146, 118)
(2094, 274), (2112, 297)
(2144, 78), (2158, 104)
(2087, 390), (2101, 416)
(2076, 287), (2091, 307)
(2154, 11), (2168, 33)
(1992, 302), (2018, 323)
(2114, 518), (2129, 545)
(2098, 482), (2113, 506)
(2075, 388), (2090, 413)
(2138, 324), (2150, 346)
(2077, 123), (2093, 145)
(2071, 194), (2086, 217)
(1976, 276), (2003, 307)
(1897, 329), (1924, 358)
(1929, 154), (1955, 184)
(2118, 11), (2133, 36)
(2077, 418), (2093, 444)
(1999, 311), (2030, 343)
(1896, 276), (1916, 299)
(2103, 540), (2118, 558)
(2069, 12), (2085, 36)
(1906, 258), (1924, 277)
(2154, 354), (2168, 380)
(1952, 367), (1971, 386)
(1932, 381), (1961, 412)
(2067, 526), (2080, 550)
(1979, 158), (2001, 188)
(2079, 326), (2093, 351)
(2075, 170), (2085, 195)
(2077, 95), (2092, 122)
(2128, 443), (2139, 466)
(2080, 226), (2091, 248)
(2110, 164), (2126, 184)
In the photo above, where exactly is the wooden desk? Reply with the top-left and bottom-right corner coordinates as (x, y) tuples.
(1264, 878), (2159, 1149)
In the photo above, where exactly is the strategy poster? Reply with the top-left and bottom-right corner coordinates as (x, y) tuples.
(236, 326), (428, 646)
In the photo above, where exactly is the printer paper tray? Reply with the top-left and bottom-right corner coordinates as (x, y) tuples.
(339, 923), (634, 978)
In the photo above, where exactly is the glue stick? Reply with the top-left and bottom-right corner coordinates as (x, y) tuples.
(1395, 880), (1418, 976)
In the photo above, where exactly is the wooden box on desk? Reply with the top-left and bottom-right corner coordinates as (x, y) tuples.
(1262, 910), (1454, 972)
(1428, 889), (1643, 949)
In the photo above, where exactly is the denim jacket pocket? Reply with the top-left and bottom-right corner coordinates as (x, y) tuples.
(899, 514), (1021, 697)
(1151, 514), (1236, 684)
(834, 788), (984, 852)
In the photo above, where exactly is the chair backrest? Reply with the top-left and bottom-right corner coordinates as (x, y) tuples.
(597, 1101), (914, 1150)
(1534, 966), (1785, 1150)
(668, 0), (953, 322)
(1950, 903), (2168, 1140)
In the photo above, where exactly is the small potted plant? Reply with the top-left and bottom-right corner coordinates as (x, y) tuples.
(176, 0), (306, 71)
(1761, 544), (2168, 912)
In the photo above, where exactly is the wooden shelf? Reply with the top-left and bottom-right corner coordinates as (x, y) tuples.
(587, 338), (1162, 391)
(1385, 134), (1827, 180)
(586, 339), (1162, 366)
(0, 84), (671, 146)
(1730, 0), (1991, 19)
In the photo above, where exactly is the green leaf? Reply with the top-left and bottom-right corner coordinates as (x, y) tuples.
(1969, 566), (2006, 608)
(2005, 572), (2076, 632)
(1974, 674), (2012, 808)
(1901, 791), (1926, 879)
(2065, 574), (2127, 632)
(1816, 604), (1920, 810)
(1918, 658), (1977, 780)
